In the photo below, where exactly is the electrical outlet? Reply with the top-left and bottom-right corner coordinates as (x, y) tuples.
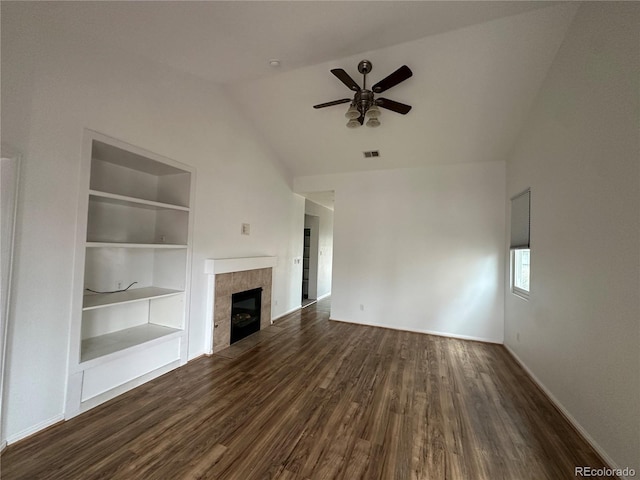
(241, 223), (250, 235)
(116, 280), (123, 290)
(516, 332), (520, 342)
(360, 304), (364, 311)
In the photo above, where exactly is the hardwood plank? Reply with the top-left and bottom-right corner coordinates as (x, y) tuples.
(1, 297), (615, 479)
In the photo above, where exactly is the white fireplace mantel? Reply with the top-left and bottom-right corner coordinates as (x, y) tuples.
(204, 256), (277, 275)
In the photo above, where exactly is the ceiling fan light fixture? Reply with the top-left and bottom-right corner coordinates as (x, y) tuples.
(345, 105), (360, 119)
(366, 117), (381, 128)
(365, 105), (381, 118)
(314, 60), (413, 128)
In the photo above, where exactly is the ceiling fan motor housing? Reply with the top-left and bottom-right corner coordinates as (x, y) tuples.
(355, 90), (375, 114)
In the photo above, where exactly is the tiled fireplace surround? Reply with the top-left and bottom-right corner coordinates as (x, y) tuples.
(205, 257), (276, 353)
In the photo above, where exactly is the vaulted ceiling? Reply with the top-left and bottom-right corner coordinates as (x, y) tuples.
(17, 1), (577, 178)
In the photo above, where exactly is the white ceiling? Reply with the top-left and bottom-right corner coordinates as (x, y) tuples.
(18, 1), (577, 179)
(304, 191), (335, 211)
(230, 3), (577, 177)
(29, 1), (559, 84)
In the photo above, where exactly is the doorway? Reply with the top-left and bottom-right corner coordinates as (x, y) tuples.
(302, 214), (320, 307)
(299, 193), (334, 310)
(1, 145), (20, 450)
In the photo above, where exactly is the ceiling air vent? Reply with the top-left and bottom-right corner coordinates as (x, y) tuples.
(363, 150), (380, 158)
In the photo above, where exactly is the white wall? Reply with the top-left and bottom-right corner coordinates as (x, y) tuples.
(296, 161), (505, 342)
(504, 3), (639, 473)
(1, 5), (303, 442)
(304, 200), (333, 299)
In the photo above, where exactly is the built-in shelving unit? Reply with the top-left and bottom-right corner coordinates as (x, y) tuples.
(66, 130), (194, 417)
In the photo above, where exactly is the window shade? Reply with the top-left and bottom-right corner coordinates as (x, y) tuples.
(510, 189), (530, 249)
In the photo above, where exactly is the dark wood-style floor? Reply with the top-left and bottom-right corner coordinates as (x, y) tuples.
(2, 298), (611, 479)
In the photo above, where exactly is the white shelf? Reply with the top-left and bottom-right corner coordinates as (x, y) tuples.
(83, 286), (183, 310)
(81, 323), (182, 363)
(89, 190), (189, 211)
(86, 242), (188, 249)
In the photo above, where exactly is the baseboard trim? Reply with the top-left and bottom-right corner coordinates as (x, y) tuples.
(6, 414), (64, 445)
(9, 353), (212, 447)
(271, 295), (331, 323)
(504, 344), (625, 477)
(329, 317), (502, 344)
(271, 305), (301, 323)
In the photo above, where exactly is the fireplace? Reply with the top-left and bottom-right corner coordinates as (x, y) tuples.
(230, 287), (262, 344)
(205, 257), (275, 353)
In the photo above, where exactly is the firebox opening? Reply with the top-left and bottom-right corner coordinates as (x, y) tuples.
(230, 287), (262, 344)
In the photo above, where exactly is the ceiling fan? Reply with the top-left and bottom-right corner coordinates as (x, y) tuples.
(313, 60), (413, 128)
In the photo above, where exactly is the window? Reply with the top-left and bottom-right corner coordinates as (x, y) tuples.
(510, 189), (530, 298)
(512, 249), (530, 297)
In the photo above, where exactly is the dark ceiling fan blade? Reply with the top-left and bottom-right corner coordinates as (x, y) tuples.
(331, 69), (361, 92)
(313, 98), (352, 109)
(376, 98), (412, 115)
(372, 65), (413, 93)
